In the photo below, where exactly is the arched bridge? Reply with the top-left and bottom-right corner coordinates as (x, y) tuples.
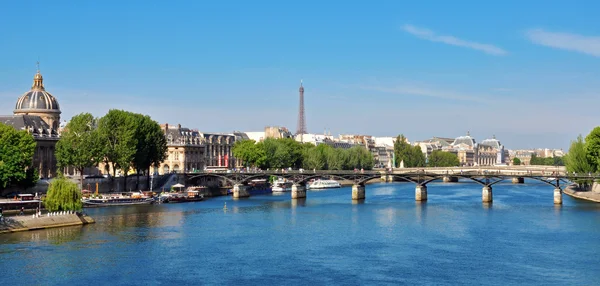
(184, 166), (591, 205)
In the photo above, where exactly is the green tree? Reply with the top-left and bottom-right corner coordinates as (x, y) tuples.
(131, 114), (167, 189)
(303, 144), (326, 170)
(326, 147), (344, 170)
(530, 154), (564, 166)
(56, 113), (103, 189)
(232, 139), (258, 167)
(565, 135), (595, 188)
(428, 150), (460, 167)
(280, 138), (304, 169)
(44, 176), (82, 211)
(394, 135), (425, 168)
(586, 127), (600, 171)
(512, 157), (521, 166)
(97, 110), (138, 191)
(0, 122), (37, 190)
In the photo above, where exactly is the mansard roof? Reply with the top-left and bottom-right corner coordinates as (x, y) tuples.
(164, 126), (204, 146)
(0, 115), (59, 140)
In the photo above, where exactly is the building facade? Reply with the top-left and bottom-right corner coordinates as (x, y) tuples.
(0, 70), (61, 179)
(439, 133), (507, 166)
(204, 133), (238, 168)
(154, 124), (242, 174)
(158, 123), (206, 174)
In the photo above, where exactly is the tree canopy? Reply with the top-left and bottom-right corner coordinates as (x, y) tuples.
(585, 127), (600, 171)
(394, 135), (425, 168)
(231, 138), (374, 170)
(56, 113), (103, 188)
(44, 176), (82, 211)
(512, 157), (521, 166)
(530, 154), (564, 166)
(97, 109), (138, 177)
(56, 110), (167, 191)
(565, 135), (596, 174)
(0, 122), (37, 190)
(428, 150), (460, 167)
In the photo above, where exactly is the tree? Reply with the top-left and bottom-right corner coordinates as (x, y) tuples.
(131, 114), (167, 189)
(0, 122), (37, 190)
(512, 157), (521, 166)
(530, 154), (564, 166)
(428, 150), (460, 167)
(97, 110), (138, 191)
(565, 135), (595, 188)
(393, 135), (425, 168)
(232, 139), (258, 167)
(56, 113), (103, 189)
(303, 145), (326, 170)
(44, 175), (82, 211)
(586, 127), (600, 171)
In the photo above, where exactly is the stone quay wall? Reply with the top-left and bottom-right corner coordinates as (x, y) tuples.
(0, 212), (95, 234)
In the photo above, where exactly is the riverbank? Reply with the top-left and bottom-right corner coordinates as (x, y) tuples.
(0, 212), (95, 234)
(564, 185), (600, 203)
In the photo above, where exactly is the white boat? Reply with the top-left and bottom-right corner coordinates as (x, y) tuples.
(308, 179), (341, 189)
(272, 178), (292, 192)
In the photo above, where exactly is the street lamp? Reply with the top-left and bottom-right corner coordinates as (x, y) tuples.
(150, 172), (154, 192)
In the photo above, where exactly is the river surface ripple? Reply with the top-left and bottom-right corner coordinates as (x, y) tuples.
(2, 181), (600, 285)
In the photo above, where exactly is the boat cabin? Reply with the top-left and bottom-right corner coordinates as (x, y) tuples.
(17, 194), (35, 201)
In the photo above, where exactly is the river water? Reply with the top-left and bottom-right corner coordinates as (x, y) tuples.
(1, 181), (600, 285)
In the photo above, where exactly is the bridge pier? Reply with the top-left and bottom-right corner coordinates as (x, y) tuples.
(291, 184), (306, 199)
(554, 188), (562, 205)
(482, 186), (493, 203)
(443, 176), (458, 183)
(511, 177), (524, 184)
(380, 174), (392, 183)
(415, 185), (427, 201)
(352, 184), (365, 200)
(233, 184), (249, 198)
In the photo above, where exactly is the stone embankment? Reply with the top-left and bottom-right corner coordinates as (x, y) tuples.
(0, 212), (95, 234)
(564, 185), (600, 203)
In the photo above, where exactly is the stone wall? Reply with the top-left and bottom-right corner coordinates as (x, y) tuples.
(0, 213), (95, 234)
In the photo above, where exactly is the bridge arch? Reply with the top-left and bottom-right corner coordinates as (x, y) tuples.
(188, 173), (239, 186)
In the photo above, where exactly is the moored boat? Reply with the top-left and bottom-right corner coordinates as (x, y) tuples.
(272, 178), (292, 192)
(167, 189), (204, 203)
(307, 179), (341, 189)
(83, 192), (154, 207)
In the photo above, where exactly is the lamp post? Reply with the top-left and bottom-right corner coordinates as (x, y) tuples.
(150, 172), (154, 192)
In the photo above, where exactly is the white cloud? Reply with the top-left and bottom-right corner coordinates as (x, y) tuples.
(356, 84), (494, 103)
(525, 29), (600, 57)
(401, 24), (508, 56)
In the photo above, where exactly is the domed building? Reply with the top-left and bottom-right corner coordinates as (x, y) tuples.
(14, 70), (61, 130)
(0, 69), (61, 179)
(443, 132), (508, 166)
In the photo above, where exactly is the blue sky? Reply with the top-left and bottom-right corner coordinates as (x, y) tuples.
(1, 0), (599, 150)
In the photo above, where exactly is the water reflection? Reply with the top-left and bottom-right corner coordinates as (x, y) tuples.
(291, 198), (306, 208)
(3, 183), (600, 285)
(1, 225), (84, 245)
(415, 201), (427, 224)
(482, 202), (493, 210)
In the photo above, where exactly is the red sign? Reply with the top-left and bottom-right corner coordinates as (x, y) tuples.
(225, 154), (229, 167)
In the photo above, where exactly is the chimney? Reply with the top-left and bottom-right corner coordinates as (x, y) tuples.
(178, 124), (181, 130)
(165, 123), (169, 132)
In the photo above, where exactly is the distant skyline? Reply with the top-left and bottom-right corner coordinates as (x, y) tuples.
(2, 1), (600, 150)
